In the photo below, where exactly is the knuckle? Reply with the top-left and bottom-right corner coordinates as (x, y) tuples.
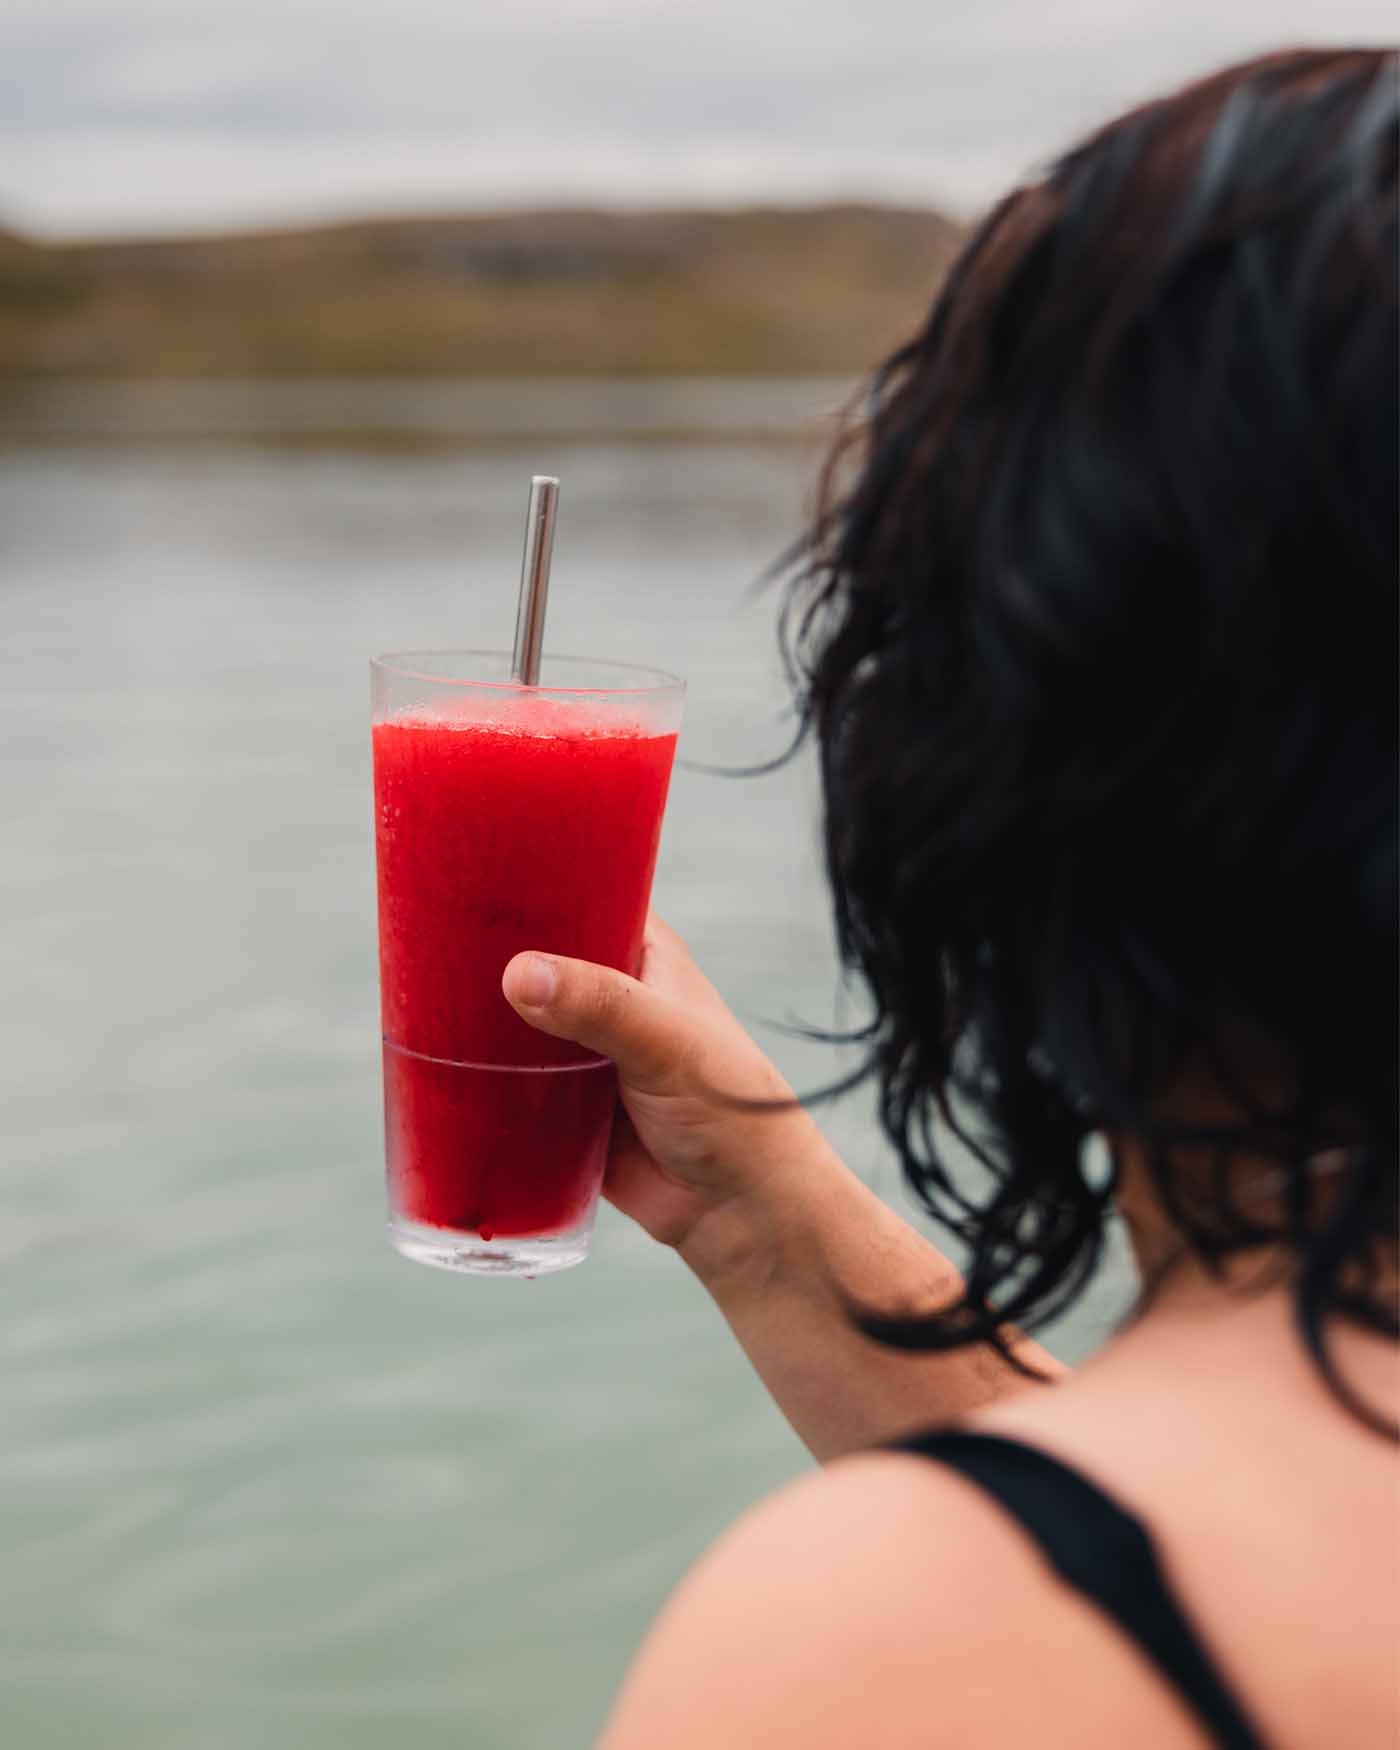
(592, 970), (634, 1034)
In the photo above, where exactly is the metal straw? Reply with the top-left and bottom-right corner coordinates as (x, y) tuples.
(511, 475), (559, 685)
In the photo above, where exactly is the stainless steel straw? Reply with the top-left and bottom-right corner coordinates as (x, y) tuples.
(511, 475), (559, 685)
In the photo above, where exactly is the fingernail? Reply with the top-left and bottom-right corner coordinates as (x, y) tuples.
(515, 957), (558, 1007)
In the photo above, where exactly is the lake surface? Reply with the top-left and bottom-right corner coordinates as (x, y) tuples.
(1, 380), (1133, 1749)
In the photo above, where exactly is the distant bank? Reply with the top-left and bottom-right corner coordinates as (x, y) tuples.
(0, 205), (961, 379)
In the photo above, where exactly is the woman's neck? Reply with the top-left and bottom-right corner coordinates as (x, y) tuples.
(1107, 1143), (1397, 1430)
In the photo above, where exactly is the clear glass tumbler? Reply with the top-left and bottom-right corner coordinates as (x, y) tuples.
(371, 651), (684, 1276)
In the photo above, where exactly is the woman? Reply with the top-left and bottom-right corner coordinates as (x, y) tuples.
(505, 49), (1397, 1748)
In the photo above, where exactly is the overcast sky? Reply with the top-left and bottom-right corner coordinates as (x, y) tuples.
(4, 0), (1395, 238)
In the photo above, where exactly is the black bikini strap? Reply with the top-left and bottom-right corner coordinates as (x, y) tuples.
(890, 1430), (1265, 1750)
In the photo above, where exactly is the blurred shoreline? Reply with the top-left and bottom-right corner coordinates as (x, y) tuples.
(0, 374), (858, 451)
(0, 204), (959, 382)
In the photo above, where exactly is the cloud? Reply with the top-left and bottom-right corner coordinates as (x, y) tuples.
(2, 0), (1394, 236)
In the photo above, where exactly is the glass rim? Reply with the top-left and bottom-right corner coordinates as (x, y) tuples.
(371, 648), (684, 697)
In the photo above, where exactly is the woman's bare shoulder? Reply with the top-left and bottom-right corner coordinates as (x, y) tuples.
(600, 1449), (1198, 1750)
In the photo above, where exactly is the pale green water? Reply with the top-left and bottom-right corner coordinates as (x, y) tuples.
(1, 384), (1133, 1749)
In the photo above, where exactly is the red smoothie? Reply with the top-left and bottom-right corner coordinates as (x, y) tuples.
(372, 692), (677, 1240)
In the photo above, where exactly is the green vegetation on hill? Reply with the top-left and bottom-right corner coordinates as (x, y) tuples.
(0, 205), (962, 377)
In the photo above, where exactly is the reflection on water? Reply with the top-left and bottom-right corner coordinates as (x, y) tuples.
(0, 389), (1133, 1750)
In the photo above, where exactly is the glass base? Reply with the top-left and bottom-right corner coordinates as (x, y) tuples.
(387, 1211), (592, 1278)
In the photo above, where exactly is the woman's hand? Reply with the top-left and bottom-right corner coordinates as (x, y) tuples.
(505, 913), (1061, 1460)
(502, 913), (803, 1256)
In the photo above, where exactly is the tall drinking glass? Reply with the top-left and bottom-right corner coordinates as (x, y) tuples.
(371, 651), (684, 1277)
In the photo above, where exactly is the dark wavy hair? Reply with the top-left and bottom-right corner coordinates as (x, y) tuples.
(782, 49), (1398, 1431)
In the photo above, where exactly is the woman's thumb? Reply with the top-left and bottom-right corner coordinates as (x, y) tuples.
(502, 953), (690, 1091)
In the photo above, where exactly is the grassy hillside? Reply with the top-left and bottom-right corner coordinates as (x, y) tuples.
(0, 205), (962, 378)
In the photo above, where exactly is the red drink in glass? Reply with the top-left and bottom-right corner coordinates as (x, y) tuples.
(371, 652), (682, 1275)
